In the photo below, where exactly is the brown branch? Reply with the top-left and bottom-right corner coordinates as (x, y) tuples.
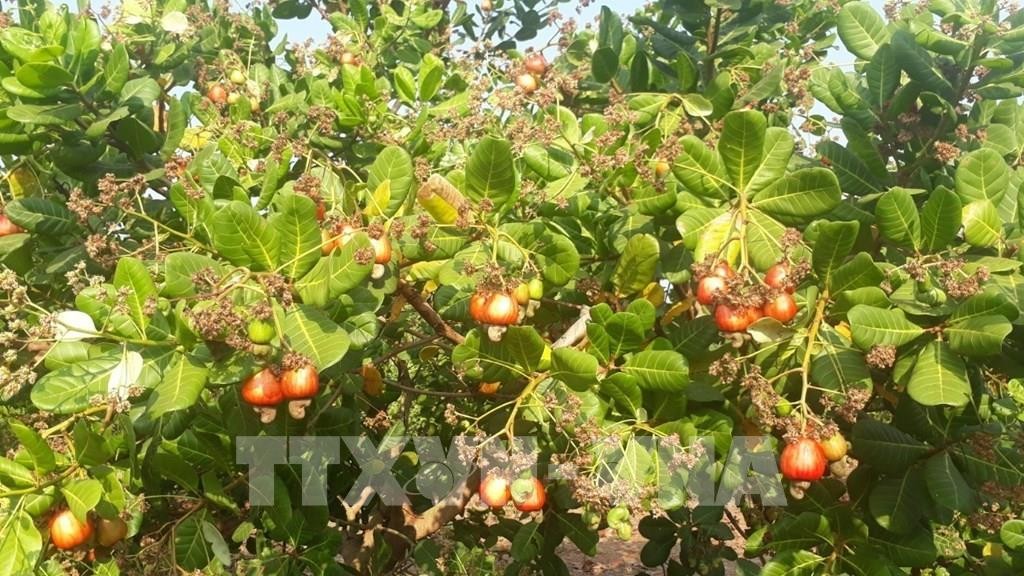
(396, 280), (465, 345)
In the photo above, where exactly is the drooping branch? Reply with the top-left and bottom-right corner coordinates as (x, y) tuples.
(396, 280), (466, 345)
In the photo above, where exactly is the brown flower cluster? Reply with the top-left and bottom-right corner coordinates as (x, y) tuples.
(865, 345), (897, 369)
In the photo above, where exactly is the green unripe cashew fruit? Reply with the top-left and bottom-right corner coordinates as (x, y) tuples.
(247, 320), (275, 344)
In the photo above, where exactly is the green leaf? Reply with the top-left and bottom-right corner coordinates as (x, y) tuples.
(113, 257), (157, 338)
(750, 168), (841, 224)
(162, 253), (223, 298)
(9, 421), (56, 474)
(760, 550), (825, 576)
(951, 291), (1018, 323)
(892, 30), (955, 102)
(366, 145), (414, 217)
(672, 135), (729, 200)
(612, 234), (659, 296)
(924, 452), (977, 513)
(621, 350), (688, 391)
(908, 341), (970, 407)
(946, 315), (1011, 357)
(591, 47), (619, 83)
(61, 479), (103, 523)
(875, 187), (921, 249)
(210, 201), (280, 270)
(830, 252), (883, 294)
(394, 66), (416, 103)
(465, 137), (516, 208)
(73, 421), (114, 467)
(865, 44), (899, 108)
(1001, 519), (1024, 551)
(147, 353), (208, 419)
(817, 141), (883, 196)
(119, 77), (161, 109)
(453, 327), (546, 381)
(5, 103), (84, 125)
(837, 1), (890, 59)
(174, 513), (221, 571)
(279, 305), (350, 371)
(418, 54), (444, 100)
(812, 220), (859, 288)
(15, 62), (72, 89)
(599, 372), (643, 416)
(746, 128), (794, 197)
(3, 197), (76, 234)
(745, 209), (788, 271)
(104, 44), (129, 94)
(272, 193), (321, 279)
(955, 148), (1010, 204)
(847, 305), (925, 349)
(0, 457), (34, 488)
(718, 110), (766, 193)
(0, 511), (42, 576)
(869, 469), (926, 534)
(962, 199), (1001, 248)
(920, 187), (962, 253)
(851, 418), (931, 475)
(294, 233), (374, 306)
(551, 348), (599, 391)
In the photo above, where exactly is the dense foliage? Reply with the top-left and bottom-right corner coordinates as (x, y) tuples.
(1, 0), (1024, 574)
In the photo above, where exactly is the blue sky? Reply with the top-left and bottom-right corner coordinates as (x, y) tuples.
(274, 0), (646, 51)
(272, 0), (883, 67)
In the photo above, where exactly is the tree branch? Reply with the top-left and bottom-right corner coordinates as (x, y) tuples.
(396, 280), (465, 345)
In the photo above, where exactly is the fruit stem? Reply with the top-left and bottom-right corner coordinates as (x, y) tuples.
(797, 290), (829, 431)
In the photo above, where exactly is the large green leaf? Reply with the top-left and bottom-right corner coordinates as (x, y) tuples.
(830, 252), (883, 294)
(892, 30), (955, 101)
(760, 550), (825, 576)
(962, 199), (1001, 248)
(621, 350), (688, 391)
(8, 421), (55, 473)
(366, 145), (415, 216)
(612, 234), (659, 296)
(294, 232), (374, 306)
(163, 253), (223, 298)
(817, 141), (883, 197)
(837, 1), (890, 59)
(812, 220), (859, 288)
(908, 341), (970, 407)
(452, 327), (546, 381)
(113, 257), (157, 338)
(875, 187), (920, 249)
(0, 511), (42, 576)
(946, 315), (1011, 357)
(718, 110), (766, 193)
(750, 168), (840, 224)
(16, 61), (72, 89)
(869, 469), (926, 534)
(61, 479), (103, 523)
(851, 418), (931, 475)
(847, 305), (925, 349)
(920, 187), (961, 253)
(923, 452), (977, 513)
(465, 137), (516, 208)
(955, 148), (1010, 204)
(31, 348), (171, 414)
(671, 135), (729, 200)
(147, 353), (208, 419)
(746, 128), (794, 197)
(551, 348), (599, 391)
(745, 209), (787, 271)
(210, 201), (280, 270)
(278, 305), (350, 371)
(865, 44), (899, 108)
(3, 197), (76, 235)
(272, 193), (321, 279)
